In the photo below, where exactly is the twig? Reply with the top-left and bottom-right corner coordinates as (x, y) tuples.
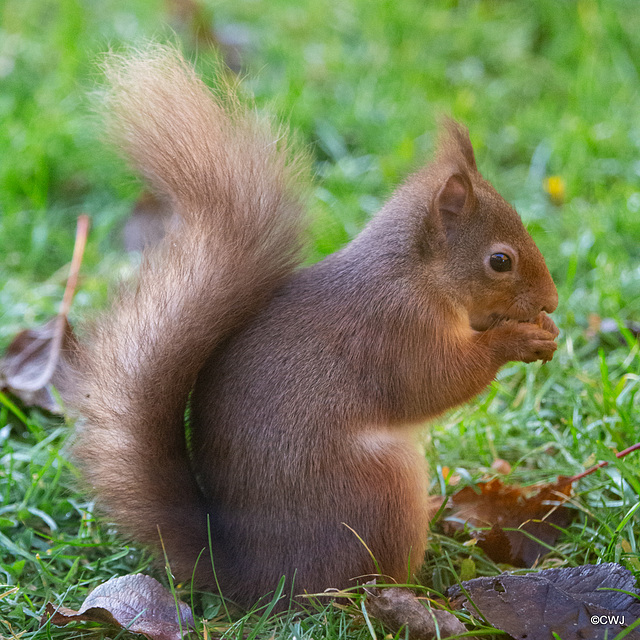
(568, 443), (640, 483)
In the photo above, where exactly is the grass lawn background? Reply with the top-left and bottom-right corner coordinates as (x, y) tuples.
(1, 0), (639, 637)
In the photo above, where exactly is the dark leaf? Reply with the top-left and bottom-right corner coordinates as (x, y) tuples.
(447, 563), (640, 640)
(41, 574), (195, 640)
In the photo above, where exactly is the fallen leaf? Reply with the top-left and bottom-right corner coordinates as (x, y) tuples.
(443, 477), (573, 567)
(41, 574), (194, 640)
(0, 318), (78, 413)
(365, 585), (469, 640)
(447, 563), (640, 640)
(0, 215), (88, 413)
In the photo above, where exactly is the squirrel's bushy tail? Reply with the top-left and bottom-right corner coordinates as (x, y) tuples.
(72, 45), (307, 580)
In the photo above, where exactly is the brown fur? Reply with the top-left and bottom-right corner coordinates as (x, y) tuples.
(72, 46), (558, 609)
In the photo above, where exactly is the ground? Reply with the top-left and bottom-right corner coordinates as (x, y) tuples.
(0, 0), (639, 637)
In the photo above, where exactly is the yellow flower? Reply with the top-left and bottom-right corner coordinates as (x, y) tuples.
(544, 175), (565, 205)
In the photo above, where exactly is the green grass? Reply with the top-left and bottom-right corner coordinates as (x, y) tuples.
(1, 0), (639, 637)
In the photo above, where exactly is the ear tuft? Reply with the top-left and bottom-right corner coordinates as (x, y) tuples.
(436, 117), (477, 172)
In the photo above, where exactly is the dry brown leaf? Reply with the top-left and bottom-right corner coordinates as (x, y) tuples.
(0, 317), (78, 413)
(443, 477), (573, 567)
(365, 586), (469, 640)
(0, 215), (88, 413)
(447, 563), (640, 640)
(41, 574), (195, 640)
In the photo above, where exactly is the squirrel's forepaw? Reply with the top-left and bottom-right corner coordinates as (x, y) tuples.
(534, 311), (560, 338)
(512, 321), (558, 363)
(487, 319), (558, 364)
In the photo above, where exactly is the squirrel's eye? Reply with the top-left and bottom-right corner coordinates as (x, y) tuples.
(489, 252), (512, 272)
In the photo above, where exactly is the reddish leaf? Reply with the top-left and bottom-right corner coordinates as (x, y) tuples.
(41, 574), (195, 640)
(443, 477), (573, 567)
(447, 563), (640, 640)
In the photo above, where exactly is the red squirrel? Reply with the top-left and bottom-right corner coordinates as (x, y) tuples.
(71, 45), (559, 608)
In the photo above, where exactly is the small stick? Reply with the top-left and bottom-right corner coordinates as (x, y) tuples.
(568, 442), (640, 483)
(60, 214), (90, 318)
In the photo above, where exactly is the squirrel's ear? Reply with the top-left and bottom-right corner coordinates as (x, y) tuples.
(433, 172), (474, 239)
(436, 173), (471, 215)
